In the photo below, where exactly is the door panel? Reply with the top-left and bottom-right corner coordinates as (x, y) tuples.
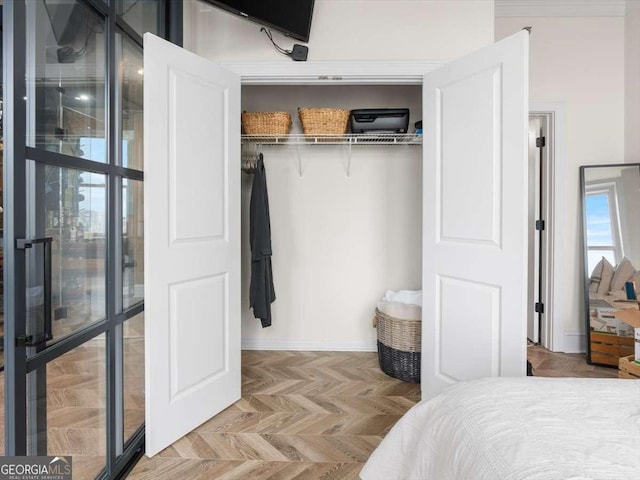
(439, 66), (502, 246)
(439, 277), (500, 381)
(422, 31), (529, 398)
(143, 33), (241, 457)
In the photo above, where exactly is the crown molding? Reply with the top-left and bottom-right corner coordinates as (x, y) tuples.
(495, 0), (627, 18)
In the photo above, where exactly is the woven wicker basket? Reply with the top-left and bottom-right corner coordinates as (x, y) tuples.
(241, 111), (292, 135)
(373, 308), (421, 383)
(298, 108), (350, 135)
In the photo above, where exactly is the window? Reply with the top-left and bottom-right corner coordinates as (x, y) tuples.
(585, 182), (623, 274)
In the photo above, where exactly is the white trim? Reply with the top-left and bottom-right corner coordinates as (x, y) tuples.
(220, 60), (441, 85)
(563, 330), (588, 353)
(530, 101), (567, 353)
(496, 0), (626, 17)
(527, 114), (546, 346)
(241, 338), (377, 352)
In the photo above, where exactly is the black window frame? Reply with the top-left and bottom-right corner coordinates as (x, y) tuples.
(2, 1), (183, 477)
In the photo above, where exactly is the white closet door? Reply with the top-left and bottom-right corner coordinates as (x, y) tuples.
(421, 31), (529, 398)
(143, 33), (241, 456)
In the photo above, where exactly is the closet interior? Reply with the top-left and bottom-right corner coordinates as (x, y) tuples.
(238, 84), (424, 350)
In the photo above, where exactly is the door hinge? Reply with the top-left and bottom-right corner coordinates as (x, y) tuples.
(536, 136), (546, 148)
(535, 220), (545, 231)
(535, 302), (544, 314)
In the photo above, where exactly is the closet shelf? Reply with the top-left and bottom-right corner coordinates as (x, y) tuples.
(241, 133), (421, 178)
(241, 133), (422, 145)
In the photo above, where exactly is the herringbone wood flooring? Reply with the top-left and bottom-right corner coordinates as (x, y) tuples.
(0, 346), (620, 477)
(129, 351), (421, 480)
(128, 347), (620, 479)
(528, 344), (618, 378)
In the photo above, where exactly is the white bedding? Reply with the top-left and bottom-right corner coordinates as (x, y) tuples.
(360, 377), (640, 480)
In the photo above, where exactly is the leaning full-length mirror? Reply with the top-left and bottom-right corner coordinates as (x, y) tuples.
(581, 163), (640, 366)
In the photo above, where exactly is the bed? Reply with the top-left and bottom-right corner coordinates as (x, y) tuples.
(360, 377), (640, 480)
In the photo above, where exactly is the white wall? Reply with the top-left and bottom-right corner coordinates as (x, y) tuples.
(496, 17), (626, 352)
(185, 0), (494, 62)
(626, 0), (640, 163)
(240, 86), (422, 350)
(185, 0), (495, 349)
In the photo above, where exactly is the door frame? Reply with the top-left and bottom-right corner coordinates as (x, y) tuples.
(529, 102), (567, 352)
(224, 57), (531, 352)
(133, 34), (527, 454)
(528, 114), (544, 345)
(220, 61), (441, 85)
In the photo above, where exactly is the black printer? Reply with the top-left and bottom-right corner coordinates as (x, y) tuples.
(349, 108), (410, 133)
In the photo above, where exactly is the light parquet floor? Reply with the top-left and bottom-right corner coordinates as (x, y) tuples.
(129, 350), (421, 480)
(528, 344), (618, 378)
(129, 347), (620, 480)
(0, 346), (620, 478)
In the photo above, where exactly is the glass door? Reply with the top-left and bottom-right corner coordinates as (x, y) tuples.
(3, 1), (171, 477)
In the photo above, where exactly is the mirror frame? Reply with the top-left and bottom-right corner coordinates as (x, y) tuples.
(580, 162), (640, 365)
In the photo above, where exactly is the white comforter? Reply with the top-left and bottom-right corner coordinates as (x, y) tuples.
(360, 377), (640, 480)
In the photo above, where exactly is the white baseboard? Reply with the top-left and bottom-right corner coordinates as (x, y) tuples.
(562, 330), (587, 353)
(241, 338), (377, 352)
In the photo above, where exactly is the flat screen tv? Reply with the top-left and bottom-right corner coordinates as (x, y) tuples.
(203, 0), (315, 43)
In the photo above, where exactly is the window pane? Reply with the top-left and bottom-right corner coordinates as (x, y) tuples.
(27, 337), (106, 478)
(26, 163), (106, 348)
(118, 35), (144, 170)
(123, 313), (144, 443)
(118, 0), (159, 37)
(585, 193), (613, 246)
(27, 0), (106, 163)
(123, 179), (143, 308)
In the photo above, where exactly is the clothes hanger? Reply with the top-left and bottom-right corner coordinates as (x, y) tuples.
(241, 144), (260, 174)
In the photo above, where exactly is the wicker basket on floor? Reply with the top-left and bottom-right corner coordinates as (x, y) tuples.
(298, 108), (350, 135)
(241, 111), (292, 135)
(373, 308), (421, 383)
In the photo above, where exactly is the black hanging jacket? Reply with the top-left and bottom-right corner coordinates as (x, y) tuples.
(249, 153), (276, 327)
